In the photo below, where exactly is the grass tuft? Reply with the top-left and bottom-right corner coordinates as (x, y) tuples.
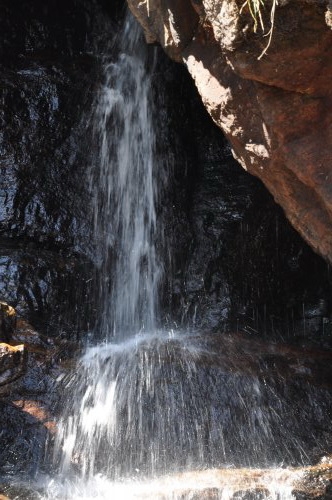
(240, 0), (278, 59)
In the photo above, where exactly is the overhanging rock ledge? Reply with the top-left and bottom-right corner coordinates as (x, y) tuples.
(127, 0), (332, 264)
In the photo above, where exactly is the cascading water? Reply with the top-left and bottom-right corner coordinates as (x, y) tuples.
(89, 15), (160, 338)
(51, 12), (164, 481)
(31, 10), (332, 500)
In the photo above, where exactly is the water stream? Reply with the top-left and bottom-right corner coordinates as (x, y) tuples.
(89, 15), (160, 339)
(27, 11), (330, 500)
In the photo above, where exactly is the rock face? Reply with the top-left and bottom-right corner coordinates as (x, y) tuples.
(0, 343), (26, 387)
(0, 0), (121, 332)
(0, 302), (16, 342)
(127, 0), (332, 264)
(158, 67), (332, 336)
(1, 0), (332, 488)
(0, 0), (124, 253)
(1, 0), (331, 338)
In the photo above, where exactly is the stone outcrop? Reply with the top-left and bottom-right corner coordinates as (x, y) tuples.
(0, 343), (26, 387)
(0, 302), (16, 342)
(127, 0), (332, 263)
(0, 0), (120, 333)
(0, 312), (72, 476)
(0, 239), (95, 334)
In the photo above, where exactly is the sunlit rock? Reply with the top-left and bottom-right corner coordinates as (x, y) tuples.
(127, 0), (332, 264)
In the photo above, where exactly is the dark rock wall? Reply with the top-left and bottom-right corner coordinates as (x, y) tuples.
(0, 0), (124, 478)
(0, 0), (123, 333)
(0, 0), (117, 248)
(157, 61), (332, 339)
(0, 0), (331, 342)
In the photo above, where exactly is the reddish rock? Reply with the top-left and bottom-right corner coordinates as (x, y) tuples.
(12, 399), (56, 433)
(0, 343), (27, 387)
(127, 0), (332, 263)
(0, 302), (16, 343)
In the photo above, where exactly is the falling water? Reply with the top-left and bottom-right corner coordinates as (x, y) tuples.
(90, 14), (160, 339)
(51, 11), (162, 476)
(30, 10), (331, 500)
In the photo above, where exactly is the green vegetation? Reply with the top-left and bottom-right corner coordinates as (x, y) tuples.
(240, 0), (278, 59)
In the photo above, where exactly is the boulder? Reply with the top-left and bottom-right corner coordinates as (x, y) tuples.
(0, 343), (27, 387)
(127, 0), (332, 264)
(0, 302), (16, 343)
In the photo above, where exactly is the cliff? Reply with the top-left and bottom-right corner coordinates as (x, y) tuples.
(127, 0), (332, 263)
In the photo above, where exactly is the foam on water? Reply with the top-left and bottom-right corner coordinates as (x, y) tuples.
(32, 465), (301, 499)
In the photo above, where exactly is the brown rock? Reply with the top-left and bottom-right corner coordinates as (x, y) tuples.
(0, 343), (27, 387)
(200, 332), (332, 388)
(0, 302), (16, 343)
(12, 399), (56, 433)
(127, 0), (332, 263)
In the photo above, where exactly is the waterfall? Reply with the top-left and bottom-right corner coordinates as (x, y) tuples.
(36, 10), (328, 500)
(51, 11), (163, 478)
(90, 14), (160, 339)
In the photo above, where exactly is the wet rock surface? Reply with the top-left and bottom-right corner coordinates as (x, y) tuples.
(0, 312), (79, 479)
(0, 302), (16, 343)
(0, 0), (121, 483)
(0, 0), (123, 334)
(1, 0), (332, 494)
(0, 238), (95, 335)
(0, 0), (114, 249)
(0, 343), (26, 388)
(160, 68), (332, 339)
(0, 0), (136, 345)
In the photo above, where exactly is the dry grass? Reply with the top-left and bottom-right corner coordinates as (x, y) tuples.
(240, 0), (278, 59)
